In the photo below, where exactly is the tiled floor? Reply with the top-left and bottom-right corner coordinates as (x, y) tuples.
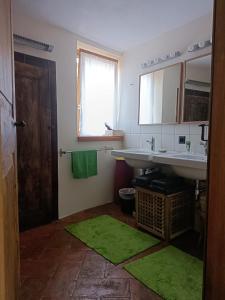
(19, 203), (201, 300)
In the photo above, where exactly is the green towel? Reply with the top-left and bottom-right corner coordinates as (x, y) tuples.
(71, 150), (97, 178)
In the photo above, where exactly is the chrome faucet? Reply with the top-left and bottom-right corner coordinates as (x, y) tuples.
(146, 137), (155, 152)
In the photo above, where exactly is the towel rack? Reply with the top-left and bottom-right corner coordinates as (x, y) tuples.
(59, 147), (114, 157)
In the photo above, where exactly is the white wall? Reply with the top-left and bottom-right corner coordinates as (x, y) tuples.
(119, 14), (212, 154)
(13, 14), (122, 218)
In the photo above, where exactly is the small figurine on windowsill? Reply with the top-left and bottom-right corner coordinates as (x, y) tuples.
(104, 122), (124, 136)
(104, 122), (112, 131)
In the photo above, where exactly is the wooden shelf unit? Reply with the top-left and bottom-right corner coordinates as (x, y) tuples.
(135, 187), (195, 241)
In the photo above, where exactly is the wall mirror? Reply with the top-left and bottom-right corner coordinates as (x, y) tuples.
(182, 54), (211, 122)
(139, 63), (182, 125)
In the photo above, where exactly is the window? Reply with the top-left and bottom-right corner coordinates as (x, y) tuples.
(77, 49), (119, 139)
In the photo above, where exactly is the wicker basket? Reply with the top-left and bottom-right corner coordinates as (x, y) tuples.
(136, 187), (194, 241)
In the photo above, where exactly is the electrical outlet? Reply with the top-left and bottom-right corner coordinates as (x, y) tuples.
(179, 136), (186, 144)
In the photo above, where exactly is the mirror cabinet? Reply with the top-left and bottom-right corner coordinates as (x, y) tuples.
(181, 54), (211, 122)
(139, 54), (211, 125)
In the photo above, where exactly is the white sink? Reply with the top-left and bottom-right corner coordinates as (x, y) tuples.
(111, 149), (207, 180)
(153, 152), (207, 180)
(111, 148), (157, 168)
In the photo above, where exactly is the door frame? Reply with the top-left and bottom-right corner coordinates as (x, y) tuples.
(204, 0), (225, 299)
(9, 1), (225, 298)
(14, 52), (58, 222)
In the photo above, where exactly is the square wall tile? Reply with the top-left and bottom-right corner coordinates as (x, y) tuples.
(190, 124), (202, 135)
(190, 134), (205, 154)
(162, 124), (175, 135)
(161, 134), (175, 151)
(140, 124), (162, 134)
(124, 134), (140, 148)
(175, 124), (190, 135)
(118, 119), (132, 134)
(129, 120), (141, 134)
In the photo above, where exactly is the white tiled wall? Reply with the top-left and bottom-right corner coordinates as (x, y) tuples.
(124, 123), (208, 155)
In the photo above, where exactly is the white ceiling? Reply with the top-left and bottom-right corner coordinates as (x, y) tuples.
(12, 0), (213, 52)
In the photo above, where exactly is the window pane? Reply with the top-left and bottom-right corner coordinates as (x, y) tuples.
(79, 51), (117, 136)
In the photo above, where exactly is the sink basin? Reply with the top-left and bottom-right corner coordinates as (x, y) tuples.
(111, 149), (207, 180)
(170, 153), (207, 161)
(111, 148), (157, 168)
(153, 152), (207, 180)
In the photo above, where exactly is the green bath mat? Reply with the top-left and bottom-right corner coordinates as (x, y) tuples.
(65, 215), (159, 264)
(124, 245), (203, 300)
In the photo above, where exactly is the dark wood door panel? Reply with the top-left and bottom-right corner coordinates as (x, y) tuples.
(15, 56), (58, 231)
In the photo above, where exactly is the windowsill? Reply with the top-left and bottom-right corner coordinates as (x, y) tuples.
(77, 135), (124, 142)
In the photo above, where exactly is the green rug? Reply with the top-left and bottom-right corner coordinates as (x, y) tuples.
(124, 245), (203, 300)
(65, 215), (159, 264)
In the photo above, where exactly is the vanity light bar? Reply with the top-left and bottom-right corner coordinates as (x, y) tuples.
(141, 38), (212, 69)
(141, 51), (181, 69)
(187, 39), (212, 52)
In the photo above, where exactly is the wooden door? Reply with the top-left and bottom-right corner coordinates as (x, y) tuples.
(204, 0), (225, 298)
(14, 54), (58, 231)
(0, 0), (19, 299)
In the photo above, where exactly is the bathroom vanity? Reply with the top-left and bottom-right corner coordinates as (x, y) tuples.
(111, 149), (207, 180)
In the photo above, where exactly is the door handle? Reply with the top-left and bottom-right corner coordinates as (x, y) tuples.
(14, 121), (26, 127)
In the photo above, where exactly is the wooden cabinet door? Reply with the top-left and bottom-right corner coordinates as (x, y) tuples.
(0, 0), (20, 299)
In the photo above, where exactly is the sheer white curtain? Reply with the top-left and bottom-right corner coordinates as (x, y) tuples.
(79, 51), (117, 136)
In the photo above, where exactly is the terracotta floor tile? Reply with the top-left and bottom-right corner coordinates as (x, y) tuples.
(41, 274), (76, 298)
(40, 254), (83, 298)
(41, 296), (72, 300)
(101, 298), (130, 300)
(79, 253), (107, 278)
(20, 258), (59, 279)
(20, 244), (44, 260)
(19, 277), (47, 300)
(45, 230), (73, 249)
(73, 278), (130, 298)
(104, 262), (132, 279)
(129, 279), (161, 300)
(38, 246), (68, 262)
(69, 236), (90, 252)
(63, 248), (87, 264)
(71, 297), (99, 300)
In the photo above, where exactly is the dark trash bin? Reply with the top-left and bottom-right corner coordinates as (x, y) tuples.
(119, 188), (136, 215)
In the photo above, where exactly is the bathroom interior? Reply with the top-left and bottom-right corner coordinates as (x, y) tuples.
(2, 0), (221, 299)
